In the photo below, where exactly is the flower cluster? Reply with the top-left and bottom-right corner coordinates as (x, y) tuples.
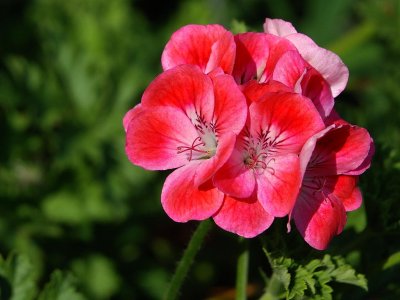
(123, 18), (374, 250)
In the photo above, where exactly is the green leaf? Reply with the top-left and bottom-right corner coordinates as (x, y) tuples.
(38, 270), (86, 300)
(383, 251), (400, 270)
(0, 253), (38, 300)
(329, 256), (368, 291)
(261, 250), (368, 300)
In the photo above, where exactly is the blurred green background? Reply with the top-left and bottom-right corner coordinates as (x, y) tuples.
(0, 0), (399, 299)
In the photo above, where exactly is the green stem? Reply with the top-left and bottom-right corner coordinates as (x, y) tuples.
(236, 238), (249, 300)
(164, 219), (212, 300)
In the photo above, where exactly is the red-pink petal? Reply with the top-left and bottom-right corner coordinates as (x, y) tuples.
(211, 74), (247, 135)
(125, 106), (198, 170)
(141, 65), (215, 123)
(213, 193), (274, 238)
(304, 125), (373, 176)
(286, 33), (349, 97)
(193, 132), (236, 187)
(233, 33), (270, 84)
(250, 92), (325, 154)
(330, 175), (362, 211)
(344, 140), (374, 175)
(242, 80), (292, 104)
(161, 163), (224, 222)
(213, 148), (256, 198)
(271, 50), (307, 90)
(300, 68), (334, 119)
(256, 154), (301, 217)
(342, 186), (363, 211)
(123, 103), (142, 132)
(263, 18), (297, 37)
(161, 24), (235, 74)
(293, 181), (347, 250)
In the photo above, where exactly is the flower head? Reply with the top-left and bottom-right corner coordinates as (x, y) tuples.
(292, 122), (374, 249)
(124, 65), (247, 222)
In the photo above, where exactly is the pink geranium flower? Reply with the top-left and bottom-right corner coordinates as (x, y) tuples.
(161, 24), (236, 75)
(124, 65), (247, 222)
(232, 27), (343, 119)
(292, 122), (374, 250)
(263, 18), (349, 98)
(212, 89), (325, 237)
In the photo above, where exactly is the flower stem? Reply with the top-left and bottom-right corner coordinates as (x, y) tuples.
(164, 219), (212, 300)
(236, 238), (249, 300)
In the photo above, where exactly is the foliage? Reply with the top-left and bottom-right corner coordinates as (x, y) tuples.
(0, 0), (399, 299)
(261, 250), (367, 300)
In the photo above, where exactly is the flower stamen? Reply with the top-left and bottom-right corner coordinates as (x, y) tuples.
(177, 136), (208, 161)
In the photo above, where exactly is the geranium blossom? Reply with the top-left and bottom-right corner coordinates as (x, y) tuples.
(214, 90), (325, 221)
(124, 65), (247, 222)
(263, 18), (349, 98)
(292, 122), (374, 250)
(233, 32), (336, 119)
(161, 24), (236, 75)
(124, 18), (374, 247)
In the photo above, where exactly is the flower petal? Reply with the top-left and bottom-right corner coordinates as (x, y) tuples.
(271, 50), (307, 89)
(263, 18), (297, 37)
(250, 92), (325, 154)
(213, 193), (274, 238)
(211, 73), (247, 135)
(141, 65), (215, 123)
(293, 179), (347, 250)
(161, 162), (224, 222)
(125, 106), (198, 170)
(233, 33), (270, 84)
(193, 132), (236, 187)
(342, 186), (362, 212)
(285, 33), (349, 97)
(330, 175), (362, 211)
(242, 80), (292, 104)
(256, 154), (301, 217)
(303, 125), (373, 176)
(161, 24), (235, 74)
(213, 148), (256, 198)
(344, 140), (374, 175)
(123, 103), (142, 132)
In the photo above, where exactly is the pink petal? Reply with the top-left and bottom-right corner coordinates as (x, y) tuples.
(299, 124), (337, 177)
(250, 92), (325, 154)
(343, 186), (362, 212)
(141, 65), (215, 124)
(242, 80), (292, 103)
(300, 68), (334, 119)
(261, 35), (297, 83)
(330, 175), (362, 211)
(286, 33), (349, 97)
(211, 73), (247, 135)
(213, 148), (256, 198)
(344, 140), (374, 175)
(263, 18), (297, 37)
(293, 180), (347, 250)
(256, 154), (301, 217)
(233, 33), (270, 84)
(193, 132), (236, 187)
(304, 125), (373, 176)
(213, 193), (274, 238)
(161, 24), (235, 74)
(271, 50), (307, 89)
(125, 106), (198, 170)
(123, 103), (142, 132)
(161, 163), (224, 222)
